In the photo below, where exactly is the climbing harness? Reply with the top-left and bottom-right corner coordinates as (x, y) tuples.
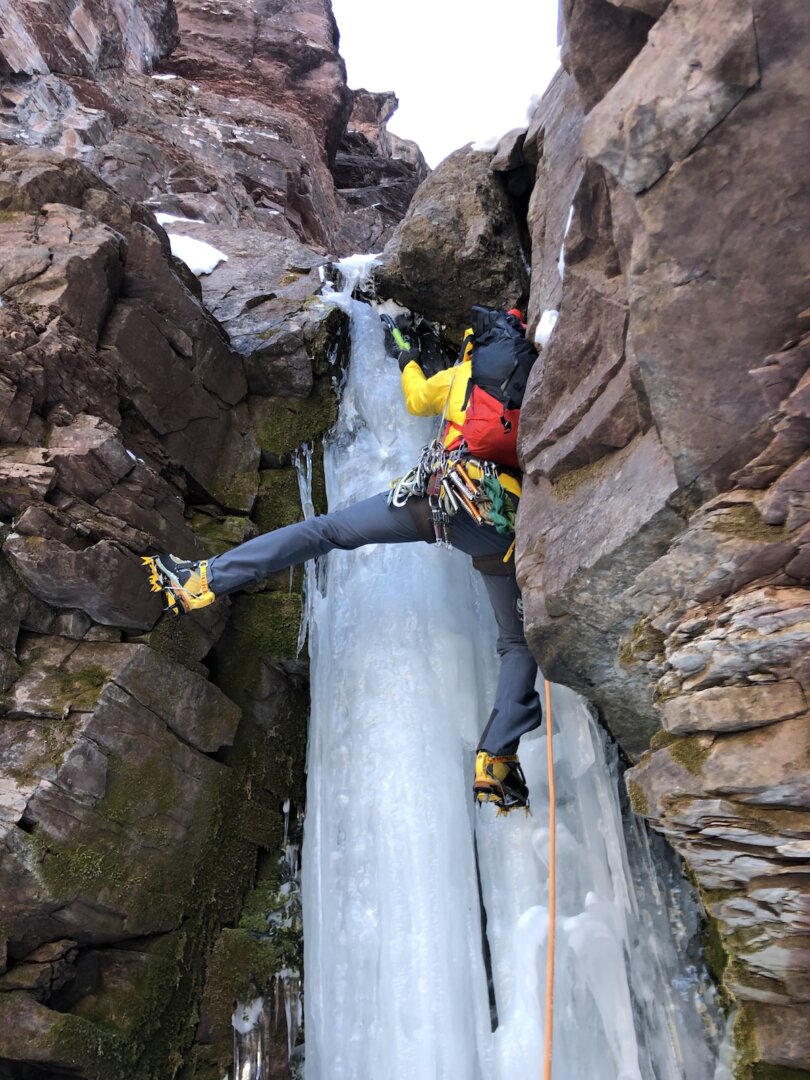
(387, 312), (521, 551)
(388, 443), (517, 547)
(543, 677), (557, 1080)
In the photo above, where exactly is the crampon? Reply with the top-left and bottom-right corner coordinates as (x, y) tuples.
(142, 554), (215, 616)
(473, 751), (531, 815)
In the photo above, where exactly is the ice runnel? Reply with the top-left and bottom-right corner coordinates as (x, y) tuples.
(301, 258), (722, 1079)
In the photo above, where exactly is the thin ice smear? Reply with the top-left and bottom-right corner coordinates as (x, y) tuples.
(300, 258), (722, 1079)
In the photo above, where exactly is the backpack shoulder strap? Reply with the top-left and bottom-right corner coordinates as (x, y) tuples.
(457, 331), (474, 366)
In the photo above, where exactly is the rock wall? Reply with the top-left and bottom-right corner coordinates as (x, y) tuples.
(0, 144), (319, 1080)
(375, 2), (810, 1074)
(0, 0), (425, 1076)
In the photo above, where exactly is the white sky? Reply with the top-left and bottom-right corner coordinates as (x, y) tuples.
(331, 0), (562, 168)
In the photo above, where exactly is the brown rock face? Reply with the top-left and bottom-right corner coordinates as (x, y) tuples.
(170, 0), (351, 165)
(0, 0), (178, 77)
(375, 147), (530, 339)
(512, 0), (810, 1069)
(581, 0), (760, 193)
(333, 88), (430, 251)
(560, 0), (654, 111)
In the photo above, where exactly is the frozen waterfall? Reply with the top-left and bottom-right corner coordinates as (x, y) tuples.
(298, 257), (723, 1080)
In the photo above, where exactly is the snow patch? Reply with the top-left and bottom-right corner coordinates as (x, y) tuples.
(151, 73), (177, 81)
(166, 234), (228, 276)
(155, 212), (201, 226)
(534, 308), (559, 348)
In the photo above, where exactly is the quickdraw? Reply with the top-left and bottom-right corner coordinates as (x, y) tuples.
(388, 441), (516, 546)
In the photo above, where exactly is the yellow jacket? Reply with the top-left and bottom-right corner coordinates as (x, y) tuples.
(400, 337), (522, 499)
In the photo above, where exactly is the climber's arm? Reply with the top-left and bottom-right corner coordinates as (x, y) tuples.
(400, 363), (455, 417)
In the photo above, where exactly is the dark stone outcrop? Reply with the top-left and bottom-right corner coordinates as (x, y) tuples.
(0, 124), (342, 1072)
(375, 146), (530, 340)
(333, 88), (430, 250)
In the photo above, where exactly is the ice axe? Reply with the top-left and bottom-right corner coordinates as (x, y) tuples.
(380, 313), (412, 354)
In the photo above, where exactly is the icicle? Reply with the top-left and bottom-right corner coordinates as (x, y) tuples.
(274, 969), (303, 1060)
(712, 1009), (737, 1080)
(558, 203), (575, 279)
(293, 443), (316, 657)
(232, 999), (268, 1080)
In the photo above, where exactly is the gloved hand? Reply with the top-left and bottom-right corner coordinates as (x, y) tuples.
(397, 343), (420, 372)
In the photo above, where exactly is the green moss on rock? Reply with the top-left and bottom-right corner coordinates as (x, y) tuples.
(666, 734), (711, 775)
(29, 832), (128, 895)
(209, 593), (305, 713)
(223, 593), (303, 686)
(729, 1002), (810, 1080)
(44, 1011), (121, 1072)
(180, 687), (307, 1079)
(199, 929), (281, 1047)
(8, 716), (80, 786)
(147, 616), (205, 668)
(701, 914), (729, 990)
(34, 665), (307, 1080)
(650, 729), (678, 751)
(551, 457), (610, 498)
(710, 504), (790, 543)
(627, 779), (649, 817)
(254, 377), (338, 459)
(211, 468), (259, 516)
(729, 1004), (810, 1080)
(27, 746), (198, 929)
(253, 468), (304, 534)
(188, 512), (256, 555)
(38, 663), (109, 714)
(618, 617), (666, 667)
(750, 1067), (810, 1080)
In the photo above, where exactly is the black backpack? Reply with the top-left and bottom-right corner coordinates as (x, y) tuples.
(453, 307), (537, 469)
(465, 306), (537, 409)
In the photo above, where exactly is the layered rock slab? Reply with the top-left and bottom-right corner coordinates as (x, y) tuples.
(514, 2), (810, 1069)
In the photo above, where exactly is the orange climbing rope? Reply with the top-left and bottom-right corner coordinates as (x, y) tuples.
(543, 677), (556, 1080)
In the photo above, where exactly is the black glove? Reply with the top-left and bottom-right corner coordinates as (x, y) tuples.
(397, 343), (420, 372)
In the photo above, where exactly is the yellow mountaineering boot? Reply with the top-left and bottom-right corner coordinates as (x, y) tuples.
(473, 751), (530, 814)
(142, 554), (216, 616)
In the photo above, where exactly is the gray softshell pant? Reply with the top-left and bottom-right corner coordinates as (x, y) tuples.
(207, 492), (541, 756)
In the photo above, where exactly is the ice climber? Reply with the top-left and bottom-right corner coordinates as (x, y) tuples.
(143, 307), (542, 812)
